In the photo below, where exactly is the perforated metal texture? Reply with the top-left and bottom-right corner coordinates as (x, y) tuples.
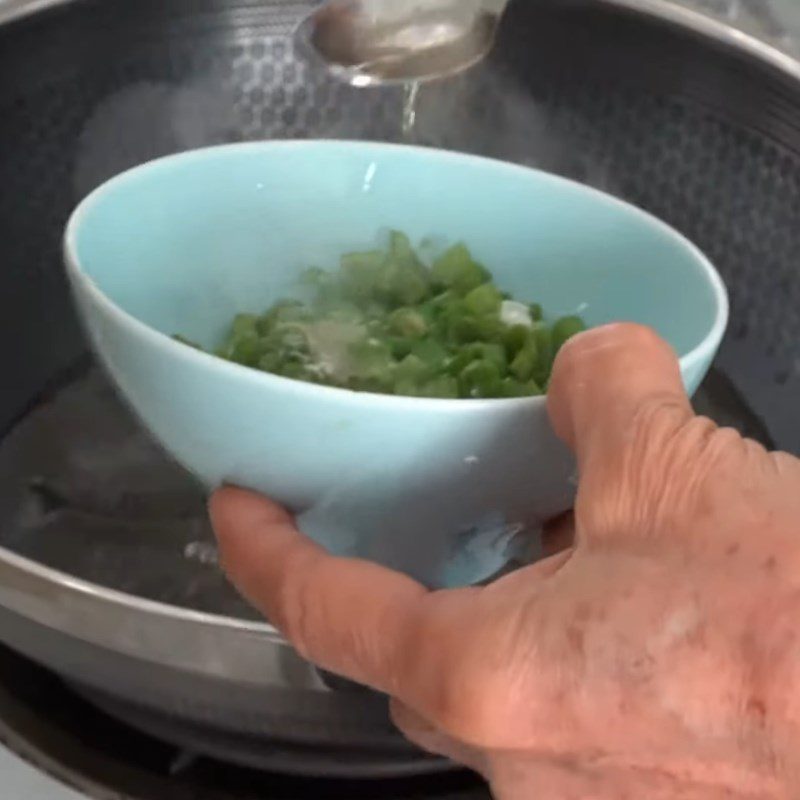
(1, 0), (800, 451)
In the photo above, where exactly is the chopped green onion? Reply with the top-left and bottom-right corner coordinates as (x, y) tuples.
(178, 232), (588, 400)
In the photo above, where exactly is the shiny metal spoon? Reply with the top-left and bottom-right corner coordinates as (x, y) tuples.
(295, 0), (509, 87)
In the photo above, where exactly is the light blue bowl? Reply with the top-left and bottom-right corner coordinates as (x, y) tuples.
(64, 141), (728, 589)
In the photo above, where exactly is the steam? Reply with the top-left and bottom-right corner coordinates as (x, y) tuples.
(410, 68), (621, 195)
(73, 81), (237, 198)
(73, 33), (621, 199)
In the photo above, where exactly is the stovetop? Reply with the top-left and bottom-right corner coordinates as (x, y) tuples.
(0, 643), (487, 800)
(0, 750), (85, 800)
(0, 0), (799, 797)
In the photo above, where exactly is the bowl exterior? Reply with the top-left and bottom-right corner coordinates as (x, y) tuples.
(70, 279), (576, 588)
(64, 141), (728, 588)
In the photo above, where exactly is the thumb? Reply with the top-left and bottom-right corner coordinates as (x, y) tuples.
(547, 324), (694, 536)
(547, 323), (692, 465)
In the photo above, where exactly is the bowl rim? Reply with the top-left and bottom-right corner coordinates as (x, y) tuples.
(63, 139), (730, 411)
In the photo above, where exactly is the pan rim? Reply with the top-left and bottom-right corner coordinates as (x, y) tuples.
(1, 0), (798, 79)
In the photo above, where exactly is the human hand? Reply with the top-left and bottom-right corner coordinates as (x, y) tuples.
(211, 323), (800, 799)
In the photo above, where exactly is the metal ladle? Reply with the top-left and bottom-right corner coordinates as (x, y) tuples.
(295, 0), (510, 86)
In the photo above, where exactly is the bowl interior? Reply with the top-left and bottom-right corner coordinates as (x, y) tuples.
(68, 141), (723, 361)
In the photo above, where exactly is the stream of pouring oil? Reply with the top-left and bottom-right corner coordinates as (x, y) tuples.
(402, 81), (421, 140)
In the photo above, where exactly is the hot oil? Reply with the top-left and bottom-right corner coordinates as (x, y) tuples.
(402, 80), (421, 141)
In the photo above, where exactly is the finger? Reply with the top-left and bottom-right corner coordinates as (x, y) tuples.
(211, 488), (558, 747)
(210, 486), (430, 694)
(547, 323), (692, 477)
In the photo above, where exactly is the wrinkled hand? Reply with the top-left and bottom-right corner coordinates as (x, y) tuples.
(211, 324), (800, 800)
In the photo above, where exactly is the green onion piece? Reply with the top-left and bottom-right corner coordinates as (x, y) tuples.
(474, 314), (504, 343)
(395, 354), (433, 384)
(257, 351), (283, 373)
(263, 300), (309, 330)
(431, 243), (488, 295)
(348, 339), (394, 380)
(388, 230), (419, 269)
(229, 333), (264, 367)
(464, 283), (503, 315)
(500, 377), (538, 398)
(232, 313), (259, 338)
(389, 308), (428, 338)
(467, 342), (508, 374)
(552, 315), (587, 352)
(510, 343), (538, 382)
(459, 359), (502, 399)
(385, 266), (430, 307)
(388, 336), (414, 359)
(340, 250), (385, 300)
(503, 324), (531, 357)
(412, 338), (449, 367)
(420, 376), (460, 399)
(447, 314), (482, 345)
